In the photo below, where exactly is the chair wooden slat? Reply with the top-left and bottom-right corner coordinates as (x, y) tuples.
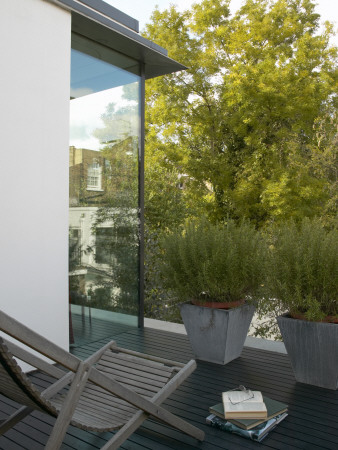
(101, 350), (175, 375)
(51, 396), (134, 430)
(76, 390), (138, 416)
(97, 358), (173, 384)
(94, 366), (167, 393)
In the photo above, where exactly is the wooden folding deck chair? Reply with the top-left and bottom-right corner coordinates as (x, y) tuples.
(0, 310), (205, 449)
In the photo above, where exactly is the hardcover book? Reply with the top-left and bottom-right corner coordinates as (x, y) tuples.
(206, 412), (288, 442)
(222, 390), (267, 419)
(210, 396), (288, 429)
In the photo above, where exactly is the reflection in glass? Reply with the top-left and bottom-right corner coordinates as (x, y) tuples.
(69, 34), (141, 345)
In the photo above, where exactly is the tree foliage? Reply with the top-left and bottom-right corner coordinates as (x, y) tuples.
(143, 0), (338, 228)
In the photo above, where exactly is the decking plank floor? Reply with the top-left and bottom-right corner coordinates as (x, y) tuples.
(0, 316), (337, 449)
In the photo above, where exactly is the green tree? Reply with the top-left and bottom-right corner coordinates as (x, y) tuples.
(144, 155), (190, 320)
(143, 0), (338, 227)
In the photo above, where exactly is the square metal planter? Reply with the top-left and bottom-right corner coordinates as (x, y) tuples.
(277, 314), (338, 390)
(179, 303), (255, 365)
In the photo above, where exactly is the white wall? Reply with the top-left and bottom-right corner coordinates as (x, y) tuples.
(0, 0), (71, 350)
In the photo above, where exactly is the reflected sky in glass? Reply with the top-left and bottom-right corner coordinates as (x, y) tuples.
(69, 34), (141, 342)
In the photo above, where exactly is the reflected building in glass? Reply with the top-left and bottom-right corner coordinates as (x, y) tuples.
(66, 4), (185, 346)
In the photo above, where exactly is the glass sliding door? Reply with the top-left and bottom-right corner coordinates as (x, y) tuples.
(69, 33), (141, 346)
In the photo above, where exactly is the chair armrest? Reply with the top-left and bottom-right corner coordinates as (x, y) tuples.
(83, 340), (116, 366)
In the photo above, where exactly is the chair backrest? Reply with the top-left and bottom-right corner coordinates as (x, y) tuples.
(0, 338), (57, 416)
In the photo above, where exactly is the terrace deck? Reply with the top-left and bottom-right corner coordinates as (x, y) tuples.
(0, 314), (337, 449)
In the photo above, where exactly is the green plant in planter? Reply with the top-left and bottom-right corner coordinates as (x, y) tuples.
(160, 219), (267, 305)
(265, 219), (338, 322)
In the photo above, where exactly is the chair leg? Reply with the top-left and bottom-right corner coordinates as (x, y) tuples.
(0, 406), (33, 435)
(101, 410), (148, 450)
(45, 361), (91, 450)
(102, 407), (204, 450)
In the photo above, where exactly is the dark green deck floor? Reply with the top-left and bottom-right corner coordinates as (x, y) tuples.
(0, 315), (337, 449)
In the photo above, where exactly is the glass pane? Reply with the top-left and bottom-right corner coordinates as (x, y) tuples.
(69, 34), (141, 346)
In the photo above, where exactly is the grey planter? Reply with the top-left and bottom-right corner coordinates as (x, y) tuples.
(277, 314), (338, 390)
(179, 302), (255, 365)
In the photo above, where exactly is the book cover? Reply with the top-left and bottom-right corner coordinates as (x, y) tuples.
(222, 390), (267, 419)
(206, 412), (288, 442)
(210, 396), (288, 429)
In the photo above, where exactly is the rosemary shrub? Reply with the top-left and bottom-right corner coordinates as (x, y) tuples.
(265, 219), (338, 321)
(160, 219), (266, 304)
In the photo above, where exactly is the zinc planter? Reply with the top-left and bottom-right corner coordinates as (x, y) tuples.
(277, 314), (338, 390)
(179, 302), (255, 365)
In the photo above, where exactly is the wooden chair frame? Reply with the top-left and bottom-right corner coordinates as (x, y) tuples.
(0, 310), (205, 449)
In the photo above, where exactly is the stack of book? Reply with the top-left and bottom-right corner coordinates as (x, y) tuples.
(207, 389), (288, 442)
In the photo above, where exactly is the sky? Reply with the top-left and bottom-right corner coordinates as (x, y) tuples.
(106, 0), (338, 44)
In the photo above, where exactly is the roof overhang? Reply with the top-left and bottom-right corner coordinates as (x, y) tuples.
(50, 0), (187, 79)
